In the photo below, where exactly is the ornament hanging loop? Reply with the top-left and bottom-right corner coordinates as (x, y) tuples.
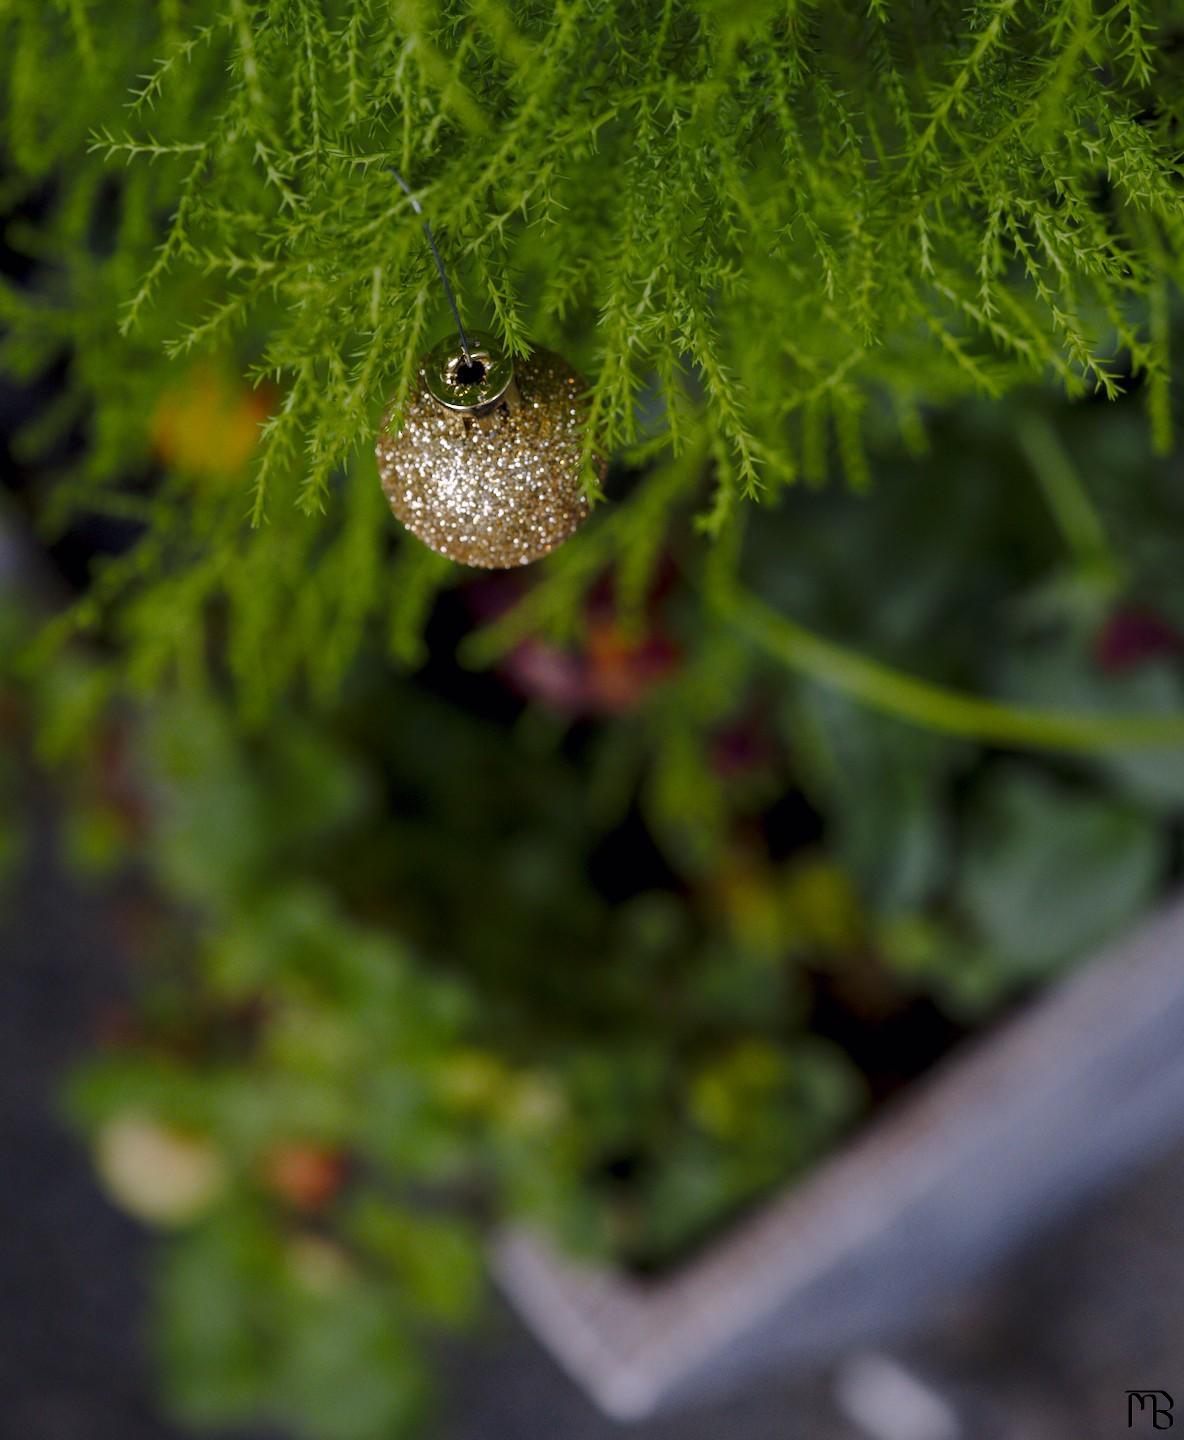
(389, 167), (472, 366)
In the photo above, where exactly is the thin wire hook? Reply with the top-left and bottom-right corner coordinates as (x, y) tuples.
(389, 167), (472, 365)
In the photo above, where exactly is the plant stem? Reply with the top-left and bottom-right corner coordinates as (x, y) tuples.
(721, 586), (1184, 754)
(1016, 413), (1119, 583)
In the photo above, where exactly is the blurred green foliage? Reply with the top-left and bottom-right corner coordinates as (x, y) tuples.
(29, 374), (1179, 1440)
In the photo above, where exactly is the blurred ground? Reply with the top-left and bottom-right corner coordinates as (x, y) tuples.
(3, 793), (1181, 1440)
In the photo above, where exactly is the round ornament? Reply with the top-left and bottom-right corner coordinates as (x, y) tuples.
(377, 329), (600, 569)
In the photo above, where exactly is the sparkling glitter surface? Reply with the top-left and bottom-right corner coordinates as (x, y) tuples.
(376, 346), (599, 568)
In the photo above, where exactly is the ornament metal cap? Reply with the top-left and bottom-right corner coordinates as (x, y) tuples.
(421, 329), (515, 415)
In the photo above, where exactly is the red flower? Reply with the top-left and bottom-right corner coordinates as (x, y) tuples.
(262, 1144), (348, 1213)
(467, 563), (681, 716)
(1096, 608), (1183, 674)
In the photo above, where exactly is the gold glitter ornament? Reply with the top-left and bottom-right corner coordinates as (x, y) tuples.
(376, 328), (599, 568)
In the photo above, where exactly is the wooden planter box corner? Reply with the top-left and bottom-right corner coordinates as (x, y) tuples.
(493, 898), (1184, 1420)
